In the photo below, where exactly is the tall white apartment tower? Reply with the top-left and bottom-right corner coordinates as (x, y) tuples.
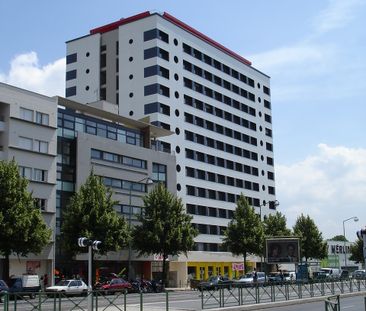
(66, 11), (276, 284)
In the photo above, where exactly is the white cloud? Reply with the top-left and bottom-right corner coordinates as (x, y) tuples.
(313, 0), (365, 34)
(0, 52), (65, 96)
(276, 144), (366, 241)
(248, 43), (334, 74)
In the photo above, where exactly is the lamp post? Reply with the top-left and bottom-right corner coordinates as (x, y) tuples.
(127, 176), (154, 281)
(343, 216), (358, 268)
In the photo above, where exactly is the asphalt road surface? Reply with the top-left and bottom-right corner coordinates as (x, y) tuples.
(2, 290), (365, 311)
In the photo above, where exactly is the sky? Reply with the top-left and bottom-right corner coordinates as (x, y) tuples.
(1, 0), (366, 241)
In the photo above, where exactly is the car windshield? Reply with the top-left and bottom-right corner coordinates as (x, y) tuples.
(207, 276), (217, 281)
(56, 280), (70, 286)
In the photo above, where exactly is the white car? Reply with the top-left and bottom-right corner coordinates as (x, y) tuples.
(46, 279), (88, 296)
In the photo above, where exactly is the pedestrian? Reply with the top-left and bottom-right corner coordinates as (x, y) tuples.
(44, 274), (48, 288)
(253, 268), (258, 285)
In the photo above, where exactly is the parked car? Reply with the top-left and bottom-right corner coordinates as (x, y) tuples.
(352, 269), (366, 279)
(233, 272), (266, 287)
(317, 268), (341, 280)
(340, 270), (350, 280)
(8, 275), (40, 299)
(268, 272), (282, 285)
(197, 276), (232, 291)
(46, 279), (88, 296)
(0, 280), (9, 302)
(100, 278), (132, 294)
(283, 271), (296, 283)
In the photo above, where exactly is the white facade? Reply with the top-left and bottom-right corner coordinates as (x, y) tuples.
(65, 12), (276, 282)
(0, 83), (57, 280)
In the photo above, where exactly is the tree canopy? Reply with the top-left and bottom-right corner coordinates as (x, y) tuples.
(0, 159), (51, 280)
(222, 195), (264, 271)
(132, 183), (198, 287)
(329, 235), (347, 242)
(61, 171), (130, 256)
(349, 238), (364, 263)
(263, 211), (292, 237)
(293, 214), (327, 262)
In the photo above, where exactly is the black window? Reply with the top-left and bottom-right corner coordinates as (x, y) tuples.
(183, 43), (192, 54)
(264, 100), (271, 109)
(66, 53), (77, 64)
(66, 69), (77, 81)
(267, 157), (274, 166)
(144, 28), (169, 43)
(263, 86), (270, 95)
(267, 171), (275, 180)
(144, 65), (169, 79)
(65, 86), (76, 97)
(144, 47), (169, 61)
(265, 114), (272, 123)
(144, 102), (158, 114)
(144, 83), (170, 97)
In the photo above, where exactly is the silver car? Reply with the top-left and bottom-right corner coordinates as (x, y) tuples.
(233, 272), (266, 287)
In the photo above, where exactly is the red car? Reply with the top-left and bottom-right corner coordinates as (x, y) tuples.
(101, 278), (132, 294)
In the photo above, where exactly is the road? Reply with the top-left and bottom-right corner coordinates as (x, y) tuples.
(2, 287), (366, 311)
(256, 295), (366, 311)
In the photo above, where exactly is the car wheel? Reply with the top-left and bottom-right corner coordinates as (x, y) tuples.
(29, 293), (35, 299)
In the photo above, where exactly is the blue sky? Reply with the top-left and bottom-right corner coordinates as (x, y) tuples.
(1, 0), (366, 240)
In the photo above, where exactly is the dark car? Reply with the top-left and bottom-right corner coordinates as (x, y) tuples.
(101, 278), (132, 294)
(197, 276), (232, 291)
(268, 272), (282, 285)
(0, 280), (9, 302)
(8, 275), (40, 299)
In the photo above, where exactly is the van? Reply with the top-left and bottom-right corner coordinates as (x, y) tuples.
(318, 268), (341, 280)
(8, 275), (40, 298)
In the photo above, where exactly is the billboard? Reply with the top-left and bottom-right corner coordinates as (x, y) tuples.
(266, 238), (300, 264)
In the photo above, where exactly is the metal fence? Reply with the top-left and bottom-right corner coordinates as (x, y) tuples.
(324, 295), (340, 311)
(200, 278), (366, 309)
(0, 290), (172, 311)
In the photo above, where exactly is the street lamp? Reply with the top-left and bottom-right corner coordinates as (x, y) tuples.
(259, 200), (279, 220)
(343, 216), (358, 268)
(127, 176), (154, 281)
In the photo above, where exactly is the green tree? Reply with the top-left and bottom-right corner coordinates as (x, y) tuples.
(349, 238), (364, 264)
(0, 159), (51, 280)
(61, 171), (129, 257)
(329, 235), (347, 241)
(263, 212), (292, 237)
(293, 214), (327, 262)
(222, 195), (264, 272)
(132, 183), (198, 287)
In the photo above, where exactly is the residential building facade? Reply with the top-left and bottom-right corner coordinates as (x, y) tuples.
(0, 83), (57, 280)
(65, 11), (277, 284)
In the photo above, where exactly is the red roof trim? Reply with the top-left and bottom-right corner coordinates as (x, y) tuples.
(89, 11), (251, 66)
(162, 12), (251, 66)
(90, 11), (151, 34)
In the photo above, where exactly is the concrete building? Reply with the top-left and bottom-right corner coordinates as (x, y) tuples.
(0, 82), (176, 284)
(324, 240), (360, 270)
(0, 83), (57, 280)
(55, 97), (176, 281)
(65, 11), (277, 285)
